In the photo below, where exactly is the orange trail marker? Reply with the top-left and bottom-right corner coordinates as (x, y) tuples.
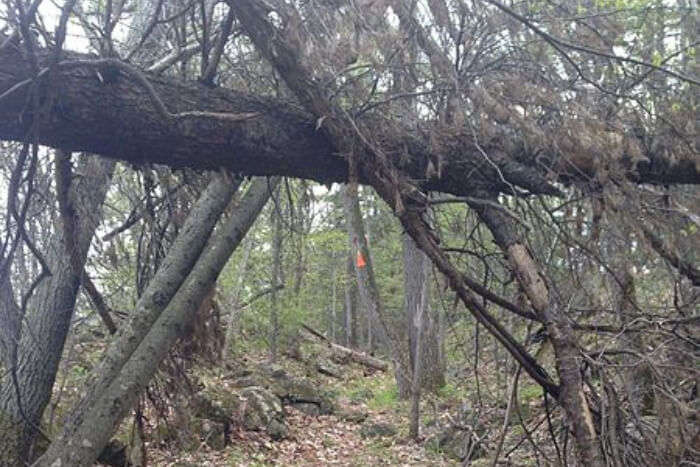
(356, 251), (367, 268)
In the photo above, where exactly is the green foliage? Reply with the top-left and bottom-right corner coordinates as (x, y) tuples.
(436, 382), (460, 400)
(368, 385), (399, 411)
(519, 384), (543, 403)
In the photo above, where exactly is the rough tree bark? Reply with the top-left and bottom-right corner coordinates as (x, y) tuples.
(404, 232), (428, 438)
(0, 7), (695, 465)
(49, 173), (240, 441)
(270, 187), (283, 362)
(0, 272), (21, 368)
(472, 203), (605, 466)
(0, 37), (695, 196)
(343, 184), (379, 351)
(0, 155), (114, 466)
(403, 232), (444, 393)
(36, 177), (278, 467)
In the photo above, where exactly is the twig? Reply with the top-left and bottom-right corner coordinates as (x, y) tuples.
(482, 0), (700, 86)
(492, 366), (521, 466)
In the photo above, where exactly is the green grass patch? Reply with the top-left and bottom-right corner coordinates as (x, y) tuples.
(519, 383), (543, 403)
(437, 382), (460, 399)
(368, 385), (398, 411)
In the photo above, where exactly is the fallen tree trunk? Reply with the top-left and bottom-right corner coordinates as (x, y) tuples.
(1, 36), (697, 197)
(301, 324), (389, 372)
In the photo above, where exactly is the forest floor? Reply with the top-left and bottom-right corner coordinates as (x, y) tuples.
(146, 356), (455, 466)
(57, 327), (561, 467)
(131, 345), (553, 467)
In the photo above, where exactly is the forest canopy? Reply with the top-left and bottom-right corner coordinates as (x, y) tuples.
(0, 0), (697, 465)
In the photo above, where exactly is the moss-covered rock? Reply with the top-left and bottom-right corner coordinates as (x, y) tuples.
(193, 381), (288, 440)
(337, 407), (368, 423)
(359, 422), (397, 438)
(257, 365), (335, 415)
(240, 386), (287, 439)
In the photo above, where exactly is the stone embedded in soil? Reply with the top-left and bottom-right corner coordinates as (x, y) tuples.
(360, 422), (397, 438)
(337, 407), (368, 423)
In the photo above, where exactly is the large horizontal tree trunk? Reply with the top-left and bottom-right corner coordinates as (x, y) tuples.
(1, 36), (697, 197)
(223, 2), (603, 464)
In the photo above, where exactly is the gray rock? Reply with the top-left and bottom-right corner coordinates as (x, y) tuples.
(293, 402), (321, 416)
(260, 366), (335, 415)
(360, 422), (397, 438)
(337, 408), (368, 423)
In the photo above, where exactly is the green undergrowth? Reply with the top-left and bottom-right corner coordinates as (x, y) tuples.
(335, 370), (401, 411)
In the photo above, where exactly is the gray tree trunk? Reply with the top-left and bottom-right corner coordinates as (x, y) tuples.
(0, 155), (114, 466)
(221, 236), (253, 361)
(344, 254), (359, 348)
(47, 173), (239, 442)
(403, 233), (445, 394)
(342, 183), (411, 395)
(270, 189), (282, 362)
(404, 231), (446, 438)
(0, 272), (21, 368)
(36, 177), (277, 467)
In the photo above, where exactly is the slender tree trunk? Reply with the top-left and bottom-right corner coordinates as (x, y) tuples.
(0, 156), (114, 466)
(29, 174), (239, 462)
(404, 231), (445, 438)
(343, 183), (380, 350)
(404, 233), (444, 393)
(37, 177), (277, 467)
(344, 254), (359, 348)
(473, 203), (604, 467)
(222, 236), (253, 361)
(270, 190), (282, 362)
(343, 183), (411, 394)
(405, 232), (427, 438)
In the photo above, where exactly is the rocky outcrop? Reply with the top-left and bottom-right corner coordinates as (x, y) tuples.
(179, 364), (336, 450)
(255, 364), (335, 415)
